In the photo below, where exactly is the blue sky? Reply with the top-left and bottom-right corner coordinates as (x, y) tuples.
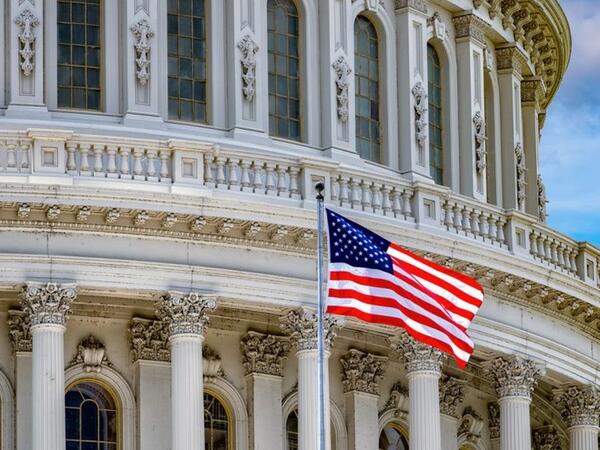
(540, 0), (600, 247)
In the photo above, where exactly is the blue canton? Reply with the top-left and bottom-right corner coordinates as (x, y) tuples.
(326, 209), (394, 274)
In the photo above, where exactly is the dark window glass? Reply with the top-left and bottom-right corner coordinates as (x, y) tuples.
(267, 0), (301, 141)
(286, 409), (337, 450)
(378, 424), (409, 450)
(354, 16), (380, 163)
(57, 0), (102, 110)
(65, 382), (118, 449)
(168, 0), (207, 123)
(204, 393), (229, 450)
(428, 44), (444, 185)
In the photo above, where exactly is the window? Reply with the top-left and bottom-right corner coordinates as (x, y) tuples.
(65, 381), (118, 450)
(285, 409), (336, 450)
(168, 0), (207, 123)
(428, 44), (443, 185)
(57, 0), (102, 110)
(267, 0), (301, 141)
(379, 423), (409, 450)
(204, 393), (230, 450)
(354, 16), (380, 163)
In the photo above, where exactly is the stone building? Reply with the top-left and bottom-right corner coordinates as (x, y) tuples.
(0, 0), (597, 449)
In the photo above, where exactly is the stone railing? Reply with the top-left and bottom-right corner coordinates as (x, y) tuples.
(0, 129), (598, 288)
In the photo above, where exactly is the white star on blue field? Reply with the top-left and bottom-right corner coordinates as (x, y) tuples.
(541, 0), (600, 247)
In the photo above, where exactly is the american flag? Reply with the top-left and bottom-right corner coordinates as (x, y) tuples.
(325, 209), (483, 368)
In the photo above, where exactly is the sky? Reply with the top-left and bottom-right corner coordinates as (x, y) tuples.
(540, 0), (600, 247)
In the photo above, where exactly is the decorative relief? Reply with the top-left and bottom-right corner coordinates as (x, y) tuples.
(47, 205), (61, 221)
(495, 46), (523, 74)
(389, 333), (446, 373)
(427, 12), (446, 40)
(156, 292), (217, 336)
(241, 331), (290, 376)
(411, 78), (428, 152)
(15, 9), (39, 76)
(452, 14), (489, 45)
(537, 175), (548, 222)
(279, 308), (341, 352)
(484, 46), (495, 72)
(332, 55), (352, 122)
(382, 382), (409, 419)
(532, 426), (562, 450)
(458, 407), (484, 444)
(21, 282), (77, 327)
(473, 110), (487, 173)
(17, 203), (31, 219)
(134, 210), (149, 226)
(129, 317), (170, 362)
(76, 206), (91, 223)
(394, 0), (427, 14)
(514, 143), (527, 209)
(203, 345), (223, 382)
(483, 356), (544, 399)
(488, 402), (500, 439)
(554, 385), (600, 428)
(69, 335), (111, 372)
(340, 349), (387, 395)
(237, 35), (259, 101)
(439, 376), (466, 417)
(7, 310), (32, 352)
(130, 19), (154, 85)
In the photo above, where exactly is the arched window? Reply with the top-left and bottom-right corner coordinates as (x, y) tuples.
(267, 0), (301, 141)
(354, 15), (380, 163)
(379, 423), (409, 450)
(167, 0), (208, 123)
(427, 44), (443, 185)
(57, 0), (102, 110)
(65, 381), (119, 450)
(204, 392), (231, 450)
(285, 409), (336, 450)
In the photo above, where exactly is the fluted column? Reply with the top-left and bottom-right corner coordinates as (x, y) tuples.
(157, 292), (217, 450)
(484, 356), (545, 450)
(241, 331), (290, 450)
(554, 385), (600, 450)
(280, 308), (341, 450)
(439, 376), (467, 450)
(341, 349), (387, 450)
(21, 282), (77, 450)
(390, 333), (446, 450)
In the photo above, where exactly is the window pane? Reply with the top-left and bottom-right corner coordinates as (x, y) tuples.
(167, 0), (208, 123)
(267, 0), (301, 141)
(428, 44), (444, 185)
(354, 16), (381, 162)
(378, 424), (409, 450)
(204, 393), (229, 450)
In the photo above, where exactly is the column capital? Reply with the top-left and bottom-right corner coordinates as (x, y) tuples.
(340, 349), (387, 395)
(21, 282), (77, 327)
(7, 309), (32, 352)
(156, 291), (217, 337)
(554, 385), (600, 428)
(279, 308), (341, 352)
(452, 13), (490, 46)
(439, 375), (467, 418)
(129, 317), (171, 362)
(389, 333), (446, 374)
(532, 426), (562, 450)
(240, 331), (290, 377)
(495, 45), (528, 77)
(521, 77), (545, 105)
(483, 356), (545, 400)
(394, 0), (427, 14)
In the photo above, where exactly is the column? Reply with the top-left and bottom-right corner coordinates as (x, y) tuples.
(390, 333), (446, 450)
(554, 385), (600, 450)
(340, 349), (388, 450)
(496, 45), (526, 211)
(280, 308), (341, 450)
(241, 331), (290, 450)
(484, 356), (545, 450)
(157, 292), (217, 450)
(395, 1), (431, 180)
(439, 376), (467, 450)
(21, 282), (77, 450)
(453, 14), (489, 200)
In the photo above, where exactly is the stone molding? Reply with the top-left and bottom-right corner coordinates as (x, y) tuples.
(279, 308), (341, 352)
(240, 331), (290, 377)
(483, 356), (545, 400)
(554, 385), (600, 428)
(21, 282), (77, 327)
(69, 335), (111, 373)
(532, 426), (563, 450)
(452, 14), (490, 45)
(129, 317), (170, 362)
(389, 333), (446, 374)
(458, 406), (484, 444)
(237, 35), (259, 101)
(488, 402), (500, 439)
(7, 309), (32, 352)
(495, 45), (526, 75)
(394, 0), (427, 14)
(427, 12), (447, 41)
(340, 349), (387, 395)
(439, 376), (467, 417)
(156, 291), (217, 337)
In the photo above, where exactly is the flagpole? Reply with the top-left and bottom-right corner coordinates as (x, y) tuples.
(315, 182), (326, 450)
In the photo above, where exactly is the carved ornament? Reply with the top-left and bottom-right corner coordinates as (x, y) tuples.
(340, 349), (387, 395)
(439, 376), (467, 417)
(332, 55), (352, 122)
(280, 308), (341, 352)
(237, 35), (259, 101)
(389, 333), (446, 373)
(554, 385), (600, 428)
(15, 9), (39, 76)
(69, 335), (111, 372)
(483, 356), (544, 399)
(7, 310), (32, 352)
(21, 282), (77, 327)
(130, 19), (154, 85)
(241, 331), (290, 376)
(156, 291), (217, 336)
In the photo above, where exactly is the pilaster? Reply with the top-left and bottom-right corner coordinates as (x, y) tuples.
(554, 385), (600, 450)
(521, 77), (544, 218)
(439, 376), (467, 450)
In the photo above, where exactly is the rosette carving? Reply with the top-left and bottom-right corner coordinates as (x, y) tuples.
(554, 385), (600, 428)
(157, 292), (217, 336)
(279, 308), (341, 352)
(340, 349), (387, 395)
(389, 333), (446, 373)
(483, 356), (544, 399)
(241, 331), (290, 376)
(21, 282), (77, 327)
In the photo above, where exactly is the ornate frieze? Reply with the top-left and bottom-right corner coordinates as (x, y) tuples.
(488, 402), (500, 439)
(21, 282), (77, 327)
(129, 317), (170, 362)
(130, 19), (154, 85)
(458, 407), (484, 444)
(237, 35), (259, 101)
(394, 0), (427, 14)
(427, 13), (446, 40)
(514, 143), (527, 209)
(439, 376), (467, 417)
(340, 349), (387, 395)
(240, 331), (290, 377)
(279, 308), (341, 352)
(411, 78), (428, 153)
(483, 356), (544, 399)
(389, 333), (446, 373)
(452, 14), (489, 45)
(554, 385), (600, 428)
(332, 55), (352, 122)
(15, 9), (39, 76)
(156, 292), (217, 336)
(532, 426), (562, 450)
(473, 110), (487, 174)
(537, 175), (548, 222)
(495, 46), (524, 74)
(7, 310), (32, 352)
(382, 382), (409, 419)
(69, 335), (111, 372)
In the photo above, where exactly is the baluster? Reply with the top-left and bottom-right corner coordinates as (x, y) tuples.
(339, 177), (350, 207)
(371, 184), (382, 214)
(158, 149), (171, 181)
(106, 145), (118, 176)
(543, 238), (551, 262)
(478, 211), (488, 238)
(204, 154), (214, 187)
(289, 167), (300, 199)
(550, 241), (559, 265)
(215, 157), (227, 188)
(146, 149), (157, 180)
(6, 141), (16, 169)
(119, 147), (131, 178)
(361, 181), (372, 211)
(443, 201), (453, 228)
(133, 147), (145, 178)
(569, 250), (578, 274)
(529, 232), (538, 256)
(535, 233), (544, 259)
(330, 175), (340, 203)
(252, 161), (264, 192)
(92, 144), (104, 176)
(556, 244), (565, 269)
(381, 186), (392, 216)
(401, 190), (412, 217)
(276, 165), (288, 196)
(79, 144), (91, 174)
(391, 189), (402, 217)
(470, 210), (480, 236)
(264, 163), (277, 195)
(487, 215), (497, 242)
(66, 143), (78, 172)
(452, 204), (462, 232)
(496, 217), (506, 245)
(461, 207), (471, 234)
(228, 158), (240, 190)
(563, 247), (571, 271)
(240, 160), (252, 192)
(19, 141), (30, 170)
(350, 179), (361, 209)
